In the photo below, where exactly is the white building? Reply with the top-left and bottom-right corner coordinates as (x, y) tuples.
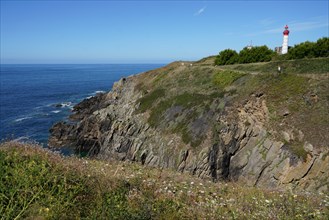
(281, 25), (290, 54)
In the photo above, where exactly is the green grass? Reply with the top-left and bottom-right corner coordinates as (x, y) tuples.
(289, 143), (309, 162)
(221, 57), (329, 75)
(147, 92), (210, 127)
(1, 142), (328, 219)
(0, 143), (89, 219)
(135, 57), (328, 157)
(212, 70), (246, 89)
(147, 92), (217, 147)
(137, 88), (166, 113)
(264, 73), (308, 113)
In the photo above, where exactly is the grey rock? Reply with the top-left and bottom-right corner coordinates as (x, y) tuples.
(48, 70), (329, 193)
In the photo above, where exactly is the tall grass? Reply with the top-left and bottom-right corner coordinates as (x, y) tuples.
(1, 142), (328, 219)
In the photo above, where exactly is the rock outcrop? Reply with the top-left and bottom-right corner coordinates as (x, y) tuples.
(49, 62), (329, 193)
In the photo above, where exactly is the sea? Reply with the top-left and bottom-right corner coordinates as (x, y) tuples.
(0, 64), (164, 147)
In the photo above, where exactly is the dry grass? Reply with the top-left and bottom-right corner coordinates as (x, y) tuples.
(1, 141), (328, 219)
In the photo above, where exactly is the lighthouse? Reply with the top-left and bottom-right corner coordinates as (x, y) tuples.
(282, 25), (290, 54)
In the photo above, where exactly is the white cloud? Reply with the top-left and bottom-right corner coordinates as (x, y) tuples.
(264, 21), (328, 34)
(289, 21), (328, 32)
(259, 18), (276, 27)
(194, 6), (206, 16)
(246, 19), (328, 37)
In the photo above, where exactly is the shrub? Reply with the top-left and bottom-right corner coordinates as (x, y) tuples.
(287, 37), (329, 60)
(215, 49), (239, 65)
(238, 45), (275, 64)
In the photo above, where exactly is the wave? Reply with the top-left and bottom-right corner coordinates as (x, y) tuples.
(53, 102), (73, 109)
(94, 90), (106, 94)
(12, 136), (30, 142)
(83, 90), (106, 100)
(89, 90), (106, 96)
(51, 110), (61, 114)
(14, 116), (32, 122)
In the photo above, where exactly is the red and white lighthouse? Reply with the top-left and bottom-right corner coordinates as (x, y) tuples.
(282, 25), (290, 54)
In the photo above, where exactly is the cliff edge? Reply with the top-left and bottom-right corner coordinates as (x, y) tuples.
(49, 57), (329, 192)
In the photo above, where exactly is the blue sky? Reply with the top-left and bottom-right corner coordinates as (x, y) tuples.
(1, 0), (328, 64)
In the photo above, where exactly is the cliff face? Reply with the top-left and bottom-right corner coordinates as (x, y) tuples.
(49, 58), (329, 192)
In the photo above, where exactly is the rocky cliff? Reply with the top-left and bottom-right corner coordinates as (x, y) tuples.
(49, 58), (329, 192)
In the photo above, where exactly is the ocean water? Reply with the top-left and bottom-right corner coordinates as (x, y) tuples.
(0, 64), (164, 146)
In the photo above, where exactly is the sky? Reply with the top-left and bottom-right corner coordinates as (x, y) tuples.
(0, 0), (328, 64)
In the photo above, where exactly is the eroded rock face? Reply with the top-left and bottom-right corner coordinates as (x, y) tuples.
(215, 95), (329, 192)
(49, 74), (329, 193)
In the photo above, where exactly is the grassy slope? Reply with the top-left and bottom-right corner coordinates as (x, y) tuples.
(134, 57), (329, 151)
(220, 57), (329, 75)
(221, 58), (329, 148)
(1, 142), (328, 219)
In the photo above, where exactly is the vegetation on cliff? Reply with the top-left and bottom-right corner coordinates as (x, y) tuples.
(215, 37), (329, 65)
(135, 57), (329, 151)
(48, 55), (329, 193)
(1, 142), (328, 219)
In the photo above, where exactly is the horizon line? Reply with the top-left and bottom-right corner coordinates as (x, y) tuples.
(0, 62), (172, 65)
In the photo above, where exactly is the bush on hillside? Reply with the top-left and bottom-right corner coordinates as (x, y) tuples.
(314, 37), (329, 57)
(238, 45), (274, 64)
(214, 49), (239, 65)
(215, 46), (275, 66)
(288, 37), (329, 59)
(215, 37), (329, 66)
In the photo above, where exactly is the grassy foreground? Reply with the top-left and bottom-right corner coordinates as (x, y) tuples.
(1, 142), (328, 219)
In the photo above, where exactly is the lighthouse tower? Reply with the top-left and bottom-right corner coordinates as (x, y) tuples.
(282, 25), (290, 54)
